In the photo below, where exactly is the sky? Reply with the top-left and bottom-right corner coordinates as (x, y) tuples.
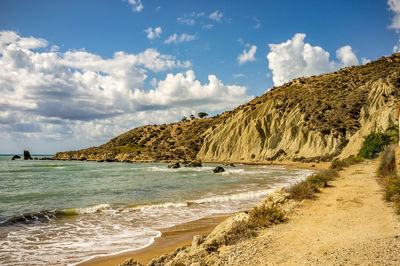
(0, 0), (399, 154)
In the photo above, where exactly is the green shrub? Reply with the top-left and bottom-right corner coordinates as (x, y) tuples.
(307, 174), (329, 187)
(358, 132), (391, 159)
(385, 124), (399, 144)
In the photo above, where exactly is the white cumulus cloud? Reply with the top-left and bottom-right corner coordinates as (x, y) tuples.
(0, 31), (251, 145)
(145, 26), (162, 40)
(388, 0), (400, 52)
(164, 33), (197, 44)
(238, 45), (257, 64)
(394, 38), (400, 53)
(267, 33), (359, 86)
(209, 10), (223, 22)
(128, 0), (143, 12)
(361, 57), (371, 64)
(388, 0), (400, 30)
(336, 45), (359, 66)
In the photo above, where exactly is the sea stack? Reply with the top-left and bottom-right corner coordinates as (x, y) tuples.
(23, 150), (33, 160)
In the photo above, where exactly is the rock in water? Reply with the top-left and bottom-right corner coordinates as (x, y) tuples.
(185, 161), (202, 167)
(168, 162), (181, 168)
(213, 166), (225, 173)
(11, 155), (21, 160)
(23, 150), (32, 160)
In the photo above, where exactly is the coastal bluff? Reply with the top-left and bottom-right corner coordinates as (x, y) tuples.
(54, 53), (400, 163)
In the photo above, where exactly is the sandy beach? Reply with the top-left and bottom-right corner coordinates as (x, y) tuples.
(80, 214), (229, 265)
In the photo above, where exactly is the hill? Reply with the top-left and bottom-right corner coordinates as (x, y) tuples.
(54, 53), (400, 162)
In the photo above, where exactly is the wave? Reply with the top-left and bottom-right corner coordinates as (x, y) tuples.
(0, 210), (57, 226)
(1, 168), (312, 227)
(1, 204), (112, 226)
(57, 203), (112, 215)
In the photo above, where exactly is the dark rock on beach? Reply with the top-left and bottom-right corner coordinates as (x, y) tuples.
(168, 162), (181, 169)
(213, 166), (225, 173)
(23, 150), (32, 160)
(11, 155), (21, 160)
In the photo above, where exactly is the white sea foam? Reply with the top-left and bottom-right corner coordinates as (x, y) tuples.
(148, 166), (214, 172)
(0, 164), (313, 265)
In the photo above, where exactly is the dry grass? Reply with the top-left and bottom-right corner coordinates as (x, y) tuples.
(288, 170), (338, 201)
(330, 155), (364, 170)
(204, 205), (286, 249)
(377, 144), (400, 214)
(248, 205), (286, 228)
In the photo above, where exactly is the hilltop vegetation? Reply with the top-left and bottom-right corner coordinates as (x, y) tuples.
(54, 114), (231, 162)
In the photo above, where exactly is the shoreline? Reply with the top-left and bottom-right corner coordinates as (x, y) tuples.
(78, 161), (328, 265)
(52, 157), (330, 171)
(79, 213), (230, 266)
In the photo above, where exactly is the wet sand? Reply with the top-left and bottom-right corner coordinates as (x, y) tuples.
(80, 213), (230, 266)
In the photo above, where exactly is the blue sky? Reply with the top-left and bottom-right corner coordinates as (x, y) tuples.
(0, 0), (399, 153)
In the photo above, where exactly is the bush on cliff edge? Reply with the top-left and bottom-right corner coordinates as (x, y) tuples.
(358, 132), (391, 159)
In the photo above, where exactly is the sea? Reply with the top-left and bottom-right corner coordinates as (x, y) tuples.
(0, 154), (313, 265)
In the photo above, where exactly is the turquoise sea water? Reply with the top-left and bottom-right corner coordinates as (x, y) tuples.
(0, 155), (312, 265)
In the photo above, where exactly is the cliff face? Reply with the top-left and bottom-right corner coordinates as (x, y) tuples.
(198, 77), (398, 162)
(54, 53), (400, 163)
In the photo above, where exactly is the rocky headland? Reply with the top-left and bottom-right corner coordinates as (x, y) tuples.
(54, 53), (400, 164)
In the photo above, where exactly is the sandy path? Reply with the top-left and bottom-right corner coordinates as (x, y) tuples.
(219, 160), (400, 265)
